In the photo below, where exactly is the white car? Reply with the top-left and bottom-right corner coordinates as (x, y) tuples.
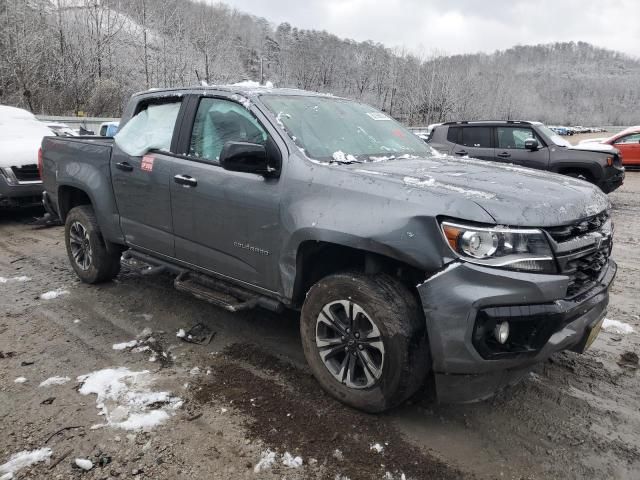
(0, 106), (53, 208)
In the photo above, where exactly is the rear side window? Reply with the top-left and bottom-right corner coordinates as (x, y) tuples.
(461, 127), (491, 148)
(189, 98), (268, 163)
(115, 100), (182, 156)
(447, 126), (460, 143)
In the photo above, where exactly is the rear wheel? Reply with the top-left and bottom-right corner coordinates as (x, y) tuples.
(300, 272), (429, 412)
(65, 205), (121, 283)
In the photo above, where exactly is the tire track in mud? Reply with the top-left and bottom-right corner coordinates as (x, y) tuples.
(191, 343), (465, 480)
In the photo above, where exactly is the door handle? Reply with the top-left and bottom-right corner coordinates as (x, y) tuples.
(497, 152), (511, 158)
(174, 174), (197, 187)
(455, 150), (468, 156)
(115, 161), (133, 172)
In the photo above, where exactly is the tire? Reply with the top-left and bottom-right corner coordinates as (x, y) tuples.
(300, 271), (430, 413)
(65, 205), (121, 284)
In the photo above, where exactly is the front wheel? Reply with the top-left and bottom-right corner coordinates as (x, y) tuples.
(300, 272), (430, 412)
(65, 205), (121, 284)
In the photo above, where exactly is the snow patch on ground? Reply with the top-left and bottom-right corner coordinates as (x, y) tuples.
(254, 449), (277, 473)
(77, 367), (182, 431)
(39, 376), (70, 387)
(176, 329), (186, 338)
(40, 289), (69, 300)
(112, 340), (139, 351)
(13, 377), (27, 384)
(282, 452), (303, 468)
(74, 458), (93, 470)
(0, 448), (52, 478)
(603, 318), (634, 334)
(0, 276), (31, 283)
(370, 442), (384, 453)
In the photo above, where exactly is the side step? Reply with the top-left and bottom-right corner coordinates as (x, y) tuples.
(121, 250), (283, 313)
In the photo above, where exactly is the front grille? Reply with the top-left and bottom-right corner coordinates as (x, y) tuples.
(11, 164), (40, 182)
(546, 211), (613, 298)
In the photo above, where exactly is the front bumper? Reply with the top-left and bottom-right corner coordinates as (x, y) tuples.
(599, 166), (625, 193)
(0, 172), (43, 208)
(417, 258), (616, 403)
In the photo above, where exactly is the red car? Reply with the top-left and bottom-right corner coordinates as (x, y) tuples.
(602, 126), (640, 167)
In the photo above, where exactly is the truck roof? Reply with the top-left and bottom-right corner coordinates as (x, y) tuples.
(133, 85), (338, 99)
(441, 120), (544, 127)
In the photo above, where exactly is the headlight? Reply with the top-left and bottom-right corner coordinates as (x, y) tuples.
(0, 167), (18, 186)
(441, 221), (556, 273)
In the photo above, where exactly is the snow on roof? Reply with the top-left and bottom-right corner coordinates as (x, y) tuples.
(0, 105), (35, 120)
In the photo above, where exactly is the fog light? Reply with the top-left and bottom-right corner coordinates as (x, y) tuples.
(494, 322), (510, 344)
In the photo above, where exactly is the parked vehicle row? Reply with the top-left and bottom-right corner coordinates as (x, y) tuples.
(428, 120), (625, 193)
(548, 125), (607, 136)
(40, 87), (617, 412)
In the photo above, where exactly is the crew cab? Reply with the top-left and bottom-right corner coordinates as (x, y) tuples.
(41, 87), (616, 412)
(429, 121), (625, 193)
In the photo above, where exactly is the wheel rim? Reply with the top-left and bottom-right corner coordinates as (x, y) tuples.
(69, 221), (92, 271)
(315, 300), (385, 389)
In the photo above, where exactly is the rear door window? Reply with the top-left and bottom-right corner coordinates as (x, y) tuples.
(461, 127), (491, 148)
(115, 100), (182, 157)
(188, 98), (268, 163)
(497, 127), (541, 149)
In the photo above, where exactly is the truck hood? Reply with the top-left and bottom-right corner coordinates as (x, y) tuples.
(346, 155), (610, 227)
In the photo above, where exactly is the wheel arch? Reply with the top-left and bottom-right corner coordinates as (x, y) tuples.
(290, 239), (427, 308)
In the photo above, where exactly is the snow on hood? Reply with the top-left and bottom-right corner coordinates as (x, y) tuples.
(345, 155), (610, 227)
(568, 142), (617, 154)
(0, 106), (53, 168)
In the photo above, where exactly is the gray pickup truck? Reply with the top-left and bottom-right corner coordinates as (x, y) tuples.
(41, 86), (616, 412)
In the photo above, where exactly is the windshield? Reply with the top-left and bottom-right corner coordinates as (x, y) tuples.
(538, 125), (571, 147)
(260, 95), (432, 163)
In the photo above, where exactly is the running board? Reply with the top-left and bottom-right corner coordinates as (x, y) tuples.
(174, 272), (282, 313)
(120, 250), (283, 313)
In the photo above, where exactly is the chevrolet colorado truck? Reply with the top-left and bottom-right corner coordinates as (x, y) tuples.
(41, 86), (616, 412)
(428, 121), (625, 193)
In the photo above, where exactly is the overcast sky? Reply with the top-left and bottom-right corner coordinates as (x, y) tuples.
(214, 0), (640, 58)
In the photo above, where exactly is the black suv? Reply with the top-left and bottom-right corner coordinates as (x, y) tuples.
(428, 121), (624, 193)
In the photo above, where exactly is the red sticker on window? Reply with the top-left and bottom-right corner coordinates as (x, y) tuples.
(141, 155), (154, 172)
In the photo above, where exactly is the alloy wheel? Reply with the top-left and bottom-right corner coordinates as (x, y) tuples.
(69, 221), (92, 270)
(315, 300), (385, 389)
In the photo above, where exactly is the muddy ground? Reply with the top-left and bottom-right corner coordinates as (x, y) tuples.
(1, 173), (638, 480)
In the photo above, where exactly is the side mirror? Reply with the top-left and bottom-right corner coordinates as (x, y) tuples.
(219, 141), (271, 175)
(524, 138), (539, 151)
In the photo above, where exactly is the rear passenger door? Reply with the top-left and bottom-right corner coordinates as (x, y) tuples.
(495, 126), (550, 170)
(448, 126), (495, 161)
(110, 98), (183, 257)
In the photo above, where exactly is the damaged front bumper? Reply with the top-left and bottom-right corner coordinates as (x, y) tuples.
(416, 258), (616, 403)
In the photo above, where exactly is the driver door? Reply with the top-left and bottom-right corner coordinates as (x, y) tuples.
(169, 95), (283, 293)
(495, 126), (550, 170)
